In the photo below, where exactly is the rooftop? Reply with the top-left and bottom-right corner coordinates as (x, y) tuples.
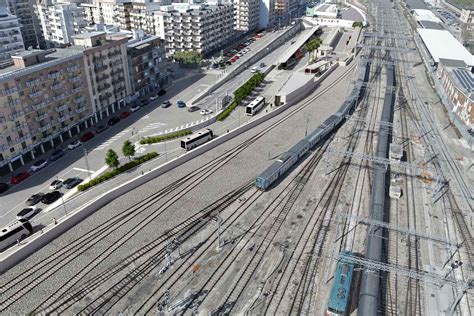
(417, 28), (474, 66)
(72, 31), (106, 39)
(413, 9), (441, 23)
(450, 68), (474, 95)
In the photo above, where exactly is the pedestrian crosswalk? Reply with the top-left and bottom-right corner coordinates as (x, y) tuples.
(139, 122), (167, 133)
(93, 129), (130, 151)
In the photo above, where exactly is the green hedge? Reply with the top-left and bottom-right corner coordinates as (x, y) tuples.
(217, 72), (265, 121)
(77, 152), (159, 192)
(140, 130), (192, 145)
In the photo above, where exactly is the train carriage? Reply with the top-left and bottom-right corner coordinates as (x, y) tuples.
(326, 251), (355, 315)
(288, 140), (310, 159)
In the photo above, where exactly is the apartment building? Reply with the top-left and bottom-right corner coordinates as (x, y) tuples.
(7, 0), (45, 50)
(126, 33), (168, 97)
(438, 59), (474, 127)
(234, 0), (259, 32)
(36, 0), (86, 47)
(460, 8), (474, 52)
(81, 0), (117, 26)
(72, 31), (132, 120)
(0, 7), (25, 67)
(0, 49), (91, 172)
(151, 2), (234, 57)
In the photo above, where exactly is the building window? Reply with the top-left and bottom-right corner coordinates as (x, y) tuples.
(21, 142), (26, 149)
(10, 147), (15, 153)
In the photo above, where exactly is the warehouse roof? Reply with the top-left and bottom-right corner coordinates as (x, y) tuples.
(417, 28), (474, 66)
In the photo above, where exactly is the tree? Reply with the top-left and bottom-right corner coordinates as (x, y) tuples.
(105, 149), (119, 168)
(305, 38), (322, 64)
(173, 50), (202, 66)
(352, 21), (364, 28)
(122, 140), (136, 161)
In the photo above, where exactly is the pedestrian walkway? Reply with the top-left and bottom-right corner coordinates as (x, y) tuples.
(93, 129), (130, 151)
(139, 122), (168, 133)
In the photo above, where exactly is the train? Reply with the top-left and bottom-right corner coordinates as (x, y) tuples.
(255, 60), (371, 190)
(326, 251), (356, 315)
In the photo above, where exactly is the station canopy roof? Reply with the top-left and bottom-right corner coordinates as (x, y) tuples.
(417, 28), (474, 66)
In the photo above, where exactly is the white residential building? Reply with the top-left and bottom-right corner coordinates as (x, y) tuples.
(151, 2), (234, 57)
(234, 0), (259, 32)
(0, 7), (24, 67)
(36, 0), (86, 47)
(81, 0), (117, 26)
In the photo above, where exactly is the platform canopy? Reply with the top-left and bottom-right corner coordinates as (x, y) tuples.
(417, 28), (474, 66)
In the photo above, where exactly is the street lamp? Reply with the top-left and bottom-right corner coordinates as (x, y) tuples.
(81, 143), (91, 181)
(57, 176), (67, 216)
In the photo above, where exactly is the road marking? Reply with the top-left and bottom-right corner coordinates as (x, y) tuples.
(93, 129), (131, 151)
(140, 115), (150, 120)
(73, 167), (95, 173)
(139, 122), (168, 133)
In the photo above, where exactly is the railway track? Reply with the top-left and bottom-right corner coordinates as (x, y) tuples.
(0, 59), (359, 313)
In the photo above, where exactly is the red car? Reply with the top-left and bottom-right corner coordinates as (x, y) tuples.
(120, 111), (130, 119)
(80, 131), (94, 142)
(10, 171), (30, 184)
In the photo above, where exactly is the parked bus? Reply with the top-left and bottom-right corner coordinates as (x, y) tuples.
(0, 219), (33, 252)
(246, 96), (266, 116)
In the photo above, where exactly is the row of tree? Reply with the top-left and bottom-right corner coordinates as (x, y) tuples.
(105, 140), (136, 168)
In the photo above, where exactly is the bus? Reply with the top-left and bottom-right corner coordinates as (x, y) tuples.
(180, 129), (214, 151)
(246, 96), (266, 116)
(0, 219), (33, 252)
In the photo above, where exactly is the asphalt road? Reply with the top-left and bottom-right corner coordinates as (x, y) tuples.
(0, 27), (295, 228)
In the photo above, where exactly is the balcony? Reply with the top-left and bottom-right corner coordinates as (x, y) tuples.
(110, 68), (123, 77)
(55, 104), (68, 112)
(32, 101), (48, 111)
(66, 65), (80, 72)
(96, 74), (109, 83)
(5, 99), (20, 108)
(69, 76), (81, 83)
(26, 78), (41, 88)
(57, 115), (70, 123)
(94, 64), (108, 72)
(99, 93), (112, 102)
(48, 71), (62, 79)
(53, 94), (66, 102)
(75, 107), (87, 114)
(71, 87), (82, 94)
(51, 83), (62, 90)
(74, 96), (85, 104)
(38, 124), (52, 133)
(29, 90), (43, 99)
(35, 113), (48, 121)
(1, 86), (18, 96)
(111, 77), (124, 85)
(108, 50), (121, 58)
(9, 110), (24, 121)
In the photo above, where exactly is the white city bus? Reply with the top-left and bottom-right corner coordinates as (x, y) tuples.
(180, 129), (214, 151)
(0, 219), (33, 251)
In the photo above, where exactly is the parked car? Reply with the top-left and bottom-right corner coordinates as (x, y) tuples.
(188, 106), (200, 112)
(26, 193), (44, 206)
(177, 100), (186, 108)
(49, 149), (65, 161)
(130, 104), (141, 112)
(49, 179), (63, 190)
(161, 100), (172, 108)
(150, 94), (158, 101)
(10, 171), (30, 184)
(41, 191), (62, 204)
(31, 159), (48, 172)
(200, 109), (213, 116)
(0, 182), (8, 194)
(260, 62), (266, 68)
(80, 132), (94, 142)
(108, 116), (120, 126)
(63, 177), (83, 189)
(16, 206), (38, 220)
(96, 125), (107, 133)
(157, 89), (166, 96)
(251, 67), (260, 73)
(68, 140), (82, 150)
(140, 99), (149, 107)
(119, 111), (130, 119)
(211, 63), (219, 69)
(225, 61), (232, 66)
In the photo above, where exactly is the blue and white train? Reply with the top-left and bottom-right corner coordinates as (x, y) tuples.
(255, 61), (371, 190)
(326, 251), (356, 315)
